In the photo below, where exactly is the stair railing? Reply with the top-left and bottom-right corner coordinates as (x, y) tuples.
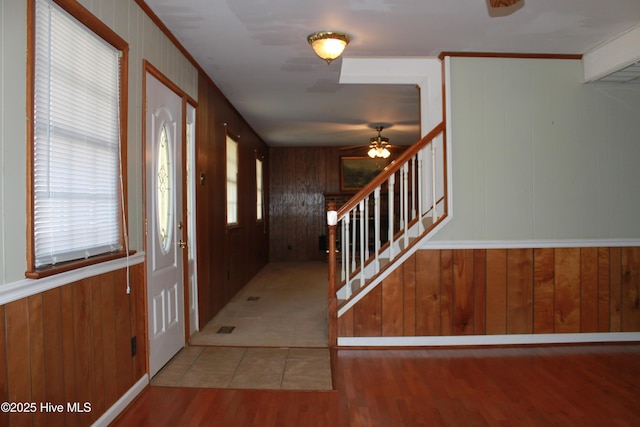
(327, 122), (446, 345)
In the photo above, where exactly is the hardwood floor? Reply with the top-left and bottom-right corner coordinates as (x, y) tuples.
(111, 343), (640, 427)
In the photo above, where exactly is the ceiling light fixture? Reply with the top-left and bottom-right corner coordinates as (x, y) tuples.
(368, 126), (391, 159)
(489, 0), (522, 7)
(307, 31), (350, 64)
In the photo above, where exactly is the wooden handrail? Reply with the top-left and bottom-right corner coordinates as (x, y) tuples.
(337, 121), (445, 218)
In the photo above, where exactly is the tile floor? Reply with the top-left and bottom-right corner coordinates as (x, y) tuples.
(151, 345), (333, 390)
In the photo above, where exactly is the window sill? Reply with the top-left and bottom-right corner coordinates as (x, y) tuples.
(0, 252), (143, 306)
(25, 250), (137, 280)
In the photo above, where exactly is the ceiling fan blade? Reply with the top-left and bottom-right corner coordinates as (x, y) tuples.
(489, 0), (521, 7)
(339, 145), (367, 150)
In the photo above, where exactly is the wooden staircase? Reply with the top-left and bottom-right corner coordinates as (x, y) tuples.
(327, 122), (448, 345)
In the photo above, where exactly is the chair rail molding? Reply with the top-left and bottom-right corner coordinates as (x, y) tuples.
(0, 252), (145, 305)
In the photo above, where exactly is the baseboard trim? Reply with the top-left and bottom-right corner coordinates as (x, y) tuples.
(91, 374), (149, 427)
(338, 332), (640, 347)
(420, 239), (640, 250)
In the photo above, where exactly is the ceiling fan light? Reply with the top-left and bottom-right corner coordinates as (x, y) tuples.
(307, 31), (350, 64)
(367, 125), (392, 158)
(367, 146), (391, 159)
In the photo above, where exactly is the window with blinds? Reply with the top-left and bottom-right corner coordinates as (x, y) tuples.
(226, 134), (239, 225)
(32, 0), (123, 268)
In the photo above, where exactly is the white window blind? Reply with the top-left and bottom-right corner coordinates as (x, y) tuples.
(33, 0), (123, 267)
(226, 135), (238, 224)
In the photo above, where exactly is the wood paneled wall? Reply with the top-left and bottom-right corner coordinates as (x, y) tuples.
(195, 73), (270, 326)
(270, 147), (340, 262)
(269, 146), (408, 262)
(339, 247), (640, 338)
(0, 264), (145, 427)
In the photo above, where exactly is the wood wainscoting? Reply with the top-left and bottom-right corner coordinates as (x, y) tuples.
(0, 264), (145, 427)
(338, 247), (640, 338)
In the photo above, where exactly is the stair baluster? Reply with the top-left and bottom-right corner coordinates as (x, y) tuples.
(328, 122), (446, 318)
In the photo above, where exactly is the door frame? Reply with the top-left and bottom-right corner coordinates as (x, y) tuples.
(184, 102), (199, 337)
(142, 61), (198, 375)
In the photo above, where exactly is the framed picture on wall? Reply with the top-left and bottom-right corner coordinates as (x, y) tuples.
(340, 156), (387, 191)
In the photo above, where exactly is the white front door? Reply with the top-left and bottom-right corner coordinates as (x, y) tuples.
(145, 72), (185, 377)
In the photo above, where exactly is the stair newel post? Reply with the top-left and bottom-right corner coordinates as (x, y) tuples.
(327, 202), (338, 348)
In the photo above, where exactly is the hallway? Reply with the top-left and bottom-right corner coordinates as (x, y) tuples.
(150, 262), (331, 390)
(191, 262), (328, 348)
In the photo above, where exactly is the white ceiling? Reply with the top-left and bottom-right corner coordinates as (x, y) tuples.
(144, 0), (640, 148)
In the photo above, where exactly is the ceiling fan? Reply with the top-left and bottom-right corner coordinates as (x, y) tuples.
(489, 0), (522, 7)
(340, 125), (401, 157)
(367, 126), (392, 159)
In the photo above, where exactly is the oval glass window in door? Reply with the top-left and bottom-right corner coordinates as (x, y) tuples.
(156, 124), (173, 253)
